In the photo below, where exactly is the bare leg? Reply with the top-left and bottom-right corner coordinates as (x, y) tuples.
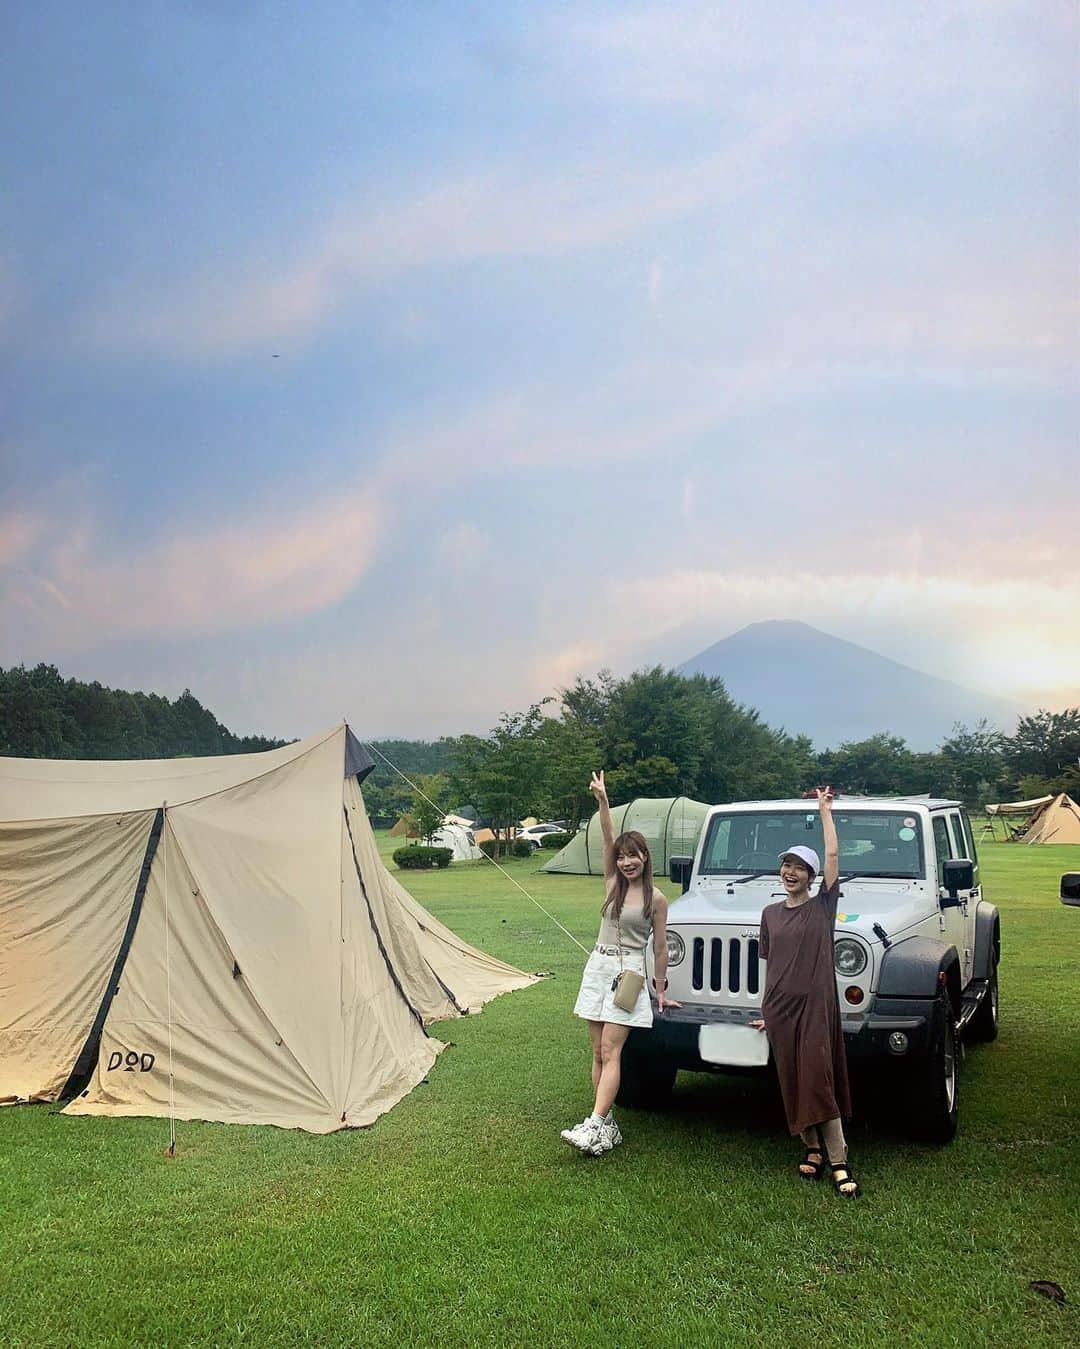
(592, 1023), (632, 1118)
(587, 1021), (604, 1094)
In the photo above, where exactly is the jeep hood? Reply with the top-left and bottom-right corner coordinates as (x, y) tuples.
(668, 881), (930, 940)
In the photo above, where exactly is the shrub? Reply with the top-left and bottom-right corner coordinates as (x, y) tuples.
(539, 831), (572, 849)
(393, 845), (453, 870)
(478, 837), (536, 860)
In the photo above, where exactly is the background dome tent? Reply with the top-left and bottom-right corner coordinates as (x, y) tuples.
(0, 725), (536, 1133)
(542, 796), (711, 875)
(429, 822), (483, 861)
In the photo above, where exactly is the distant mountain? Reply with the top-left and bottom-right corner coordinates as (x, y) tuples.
(678, 621), (1026, 749)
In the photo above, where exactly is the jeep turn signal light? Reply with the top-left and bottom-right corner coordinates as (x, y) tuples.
(844, 985), (865, 1005)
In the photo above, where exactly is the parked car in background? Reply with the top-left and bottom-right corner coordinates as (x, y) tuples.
(516, 822), (566, 849)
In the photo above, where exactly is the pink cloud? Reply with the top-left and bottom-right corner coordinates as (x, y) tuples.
(5, 487), (383, 648)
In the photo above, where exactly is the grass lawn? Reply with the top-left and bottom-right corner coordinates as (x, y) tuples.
(2, 835), (1077, 1347)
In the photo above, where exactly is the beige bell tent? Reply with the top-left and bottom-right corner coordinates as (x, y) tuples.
(1018, 792), (1080, 845)
(0, 725), (536, 1132)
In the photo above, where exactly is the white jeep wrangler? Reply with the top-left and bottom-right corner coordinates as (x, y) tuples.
(621, 796), (1000, 1141)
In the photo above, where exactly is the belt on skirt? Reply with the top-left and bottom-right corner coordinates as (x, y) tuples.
(594, 943), (646, 956)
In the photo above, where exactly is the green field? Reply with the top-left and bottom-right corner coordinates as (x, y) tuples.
(2, 835), (1077, 1348)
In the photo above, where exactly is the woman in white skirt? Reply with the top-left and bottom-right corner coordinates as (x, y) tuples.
(561, 770), (679, 1155)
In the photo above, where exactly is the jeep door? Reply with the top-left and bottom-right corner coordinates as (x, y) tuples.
(949, 809), (980, 984)
(931, 813), (968, 979)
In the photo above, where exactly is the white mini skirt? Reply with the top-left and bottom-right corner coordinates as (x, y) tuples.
(573, 949), (654, 1028)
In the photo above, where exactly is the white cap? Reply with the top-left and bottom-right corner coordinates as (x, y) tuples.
(778, 845), (820, 875)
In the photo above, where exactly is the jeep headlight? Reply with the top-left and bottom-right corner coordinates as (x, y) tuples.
(834, 938), (868, 977)
(666, 931), (685, 966)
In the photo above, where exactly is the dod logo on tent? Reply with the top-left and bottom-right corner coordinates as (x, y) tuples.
(0, 725), (536, 1133)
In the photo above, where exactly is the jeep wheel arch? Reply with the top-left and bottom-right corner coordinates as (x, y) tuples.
(878, 936), (962, 1018)
(972, 902), (1001, 980)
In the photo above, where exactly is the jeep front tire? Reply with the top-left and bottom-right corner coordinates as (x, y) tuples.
(907, 988), (959, 1142)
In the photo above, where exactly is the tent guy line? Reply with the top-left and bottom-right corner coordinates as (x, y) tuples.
(361, 740), (592, 956)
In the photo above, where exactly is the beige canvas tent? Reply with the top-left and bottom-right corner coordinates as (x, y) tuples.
(0, 725), (536, 1132)
(1018, 792), (1080, 845)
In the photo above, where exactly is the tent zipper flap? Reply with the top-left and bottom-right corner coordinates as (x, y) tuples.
(342, 807), (428, 1035)
(58, 807), (164, 1100)
(424, 960), (466, 1016)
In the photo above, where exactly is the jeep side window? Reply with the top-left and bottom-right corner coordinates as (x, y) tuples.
(960, 810), (980, 876)
(932, 815), (954, 887)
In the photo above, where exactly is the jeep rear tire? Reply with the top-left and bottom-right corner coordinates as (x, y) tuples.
(966, 963), (999, 1043)
(907, 988), (959, 1142)
(616, 1047), (677, 1108)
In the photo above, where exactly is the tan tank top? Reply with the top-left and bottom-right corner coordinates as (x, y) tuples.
(596, 894), (654, 950)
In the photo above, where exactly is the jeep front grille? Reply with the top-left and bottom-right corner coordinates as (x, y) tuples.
(690, 936), (762, 998)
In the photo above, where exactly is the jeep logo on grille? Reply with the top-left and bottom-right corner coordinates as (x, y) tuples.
(741, 929), (760, 939)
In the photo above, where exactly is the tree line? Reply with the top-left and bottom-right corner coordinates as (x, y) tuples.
(0, 664), (285, 759)
(5, 662), (1078, 850)
(373, 669), (1080, 854)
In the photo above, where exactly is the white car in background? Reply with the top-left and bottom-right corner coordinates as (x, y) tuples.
(516, 822), (566, 849)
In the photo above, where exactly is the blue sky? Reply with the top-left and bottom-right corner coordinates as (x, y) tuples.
(1, 1), (1076, 739)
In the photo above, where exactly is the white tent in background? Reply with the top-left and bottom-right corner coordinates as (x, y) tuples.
(0, 726), (536, 1132)
(431, 823), (483, 862)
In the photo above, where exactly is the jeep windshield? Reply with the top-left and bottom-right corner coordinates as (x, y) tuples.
(699, 809), (926, 880)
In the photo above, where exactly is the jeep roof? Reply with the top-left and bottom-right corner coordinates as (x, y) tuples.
(710, 796), (963, 811)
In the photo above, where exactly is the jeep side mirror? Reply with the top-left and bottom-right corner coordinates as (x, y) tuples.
(1061, 872), (1080, 907)
(670, 856), (694, 893)
(941, 858), (974, 908)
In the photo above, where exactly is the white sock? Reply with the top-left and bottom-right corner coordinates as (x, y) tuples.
(588, 1112), (604, 1126)
(603, 1112), (614, 1123)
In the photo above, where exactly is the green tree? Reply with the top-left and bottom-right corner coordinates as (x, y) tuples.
(0, 664), (285, 759)
(1005, 709), (1080, 787)
(938, 720), (1007, 806)
(446, 704), (551, 857)
(816, 734), (922, 796)
(532, 716), (602, 829)
(406, 773), (449, 843)
(562, 666), (813, 806)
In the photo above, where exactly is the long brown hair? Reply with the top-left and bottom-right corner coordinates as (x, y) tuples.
(601, 830), (655, 921)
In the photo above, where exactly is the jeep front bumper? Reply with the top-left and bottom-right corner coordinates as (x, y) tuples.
(634, 994), (939, 1069)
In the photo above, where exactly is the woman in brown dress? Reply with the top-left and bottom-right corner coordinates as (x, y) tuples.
(751, 786), (860, 1197)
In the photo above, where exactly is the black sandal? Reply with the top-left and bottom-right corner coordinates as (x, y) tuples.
(830, 1161), (861, 1198)
(798, 1148), (825, 1181)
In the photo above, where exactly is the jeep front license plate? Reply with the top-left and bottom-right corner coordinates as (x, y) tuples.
(699, 1024), (770, 1068)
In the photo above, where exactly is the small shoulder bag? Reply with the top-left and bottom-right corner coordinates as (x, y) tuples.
(611, 905), (647, 1013)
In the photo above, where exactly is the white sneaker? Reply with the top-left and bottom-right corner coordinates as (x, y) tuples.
(595, 1117), (623, 1154)
(560, 1118), (603, 1154)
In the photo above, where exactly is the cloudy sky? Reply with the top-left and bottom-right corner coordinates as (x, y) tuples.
(2, 1), (1076, 740)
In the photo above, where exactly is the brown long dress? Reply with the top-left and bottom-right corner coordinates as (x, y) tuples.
(759, 876), (852, 1135)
